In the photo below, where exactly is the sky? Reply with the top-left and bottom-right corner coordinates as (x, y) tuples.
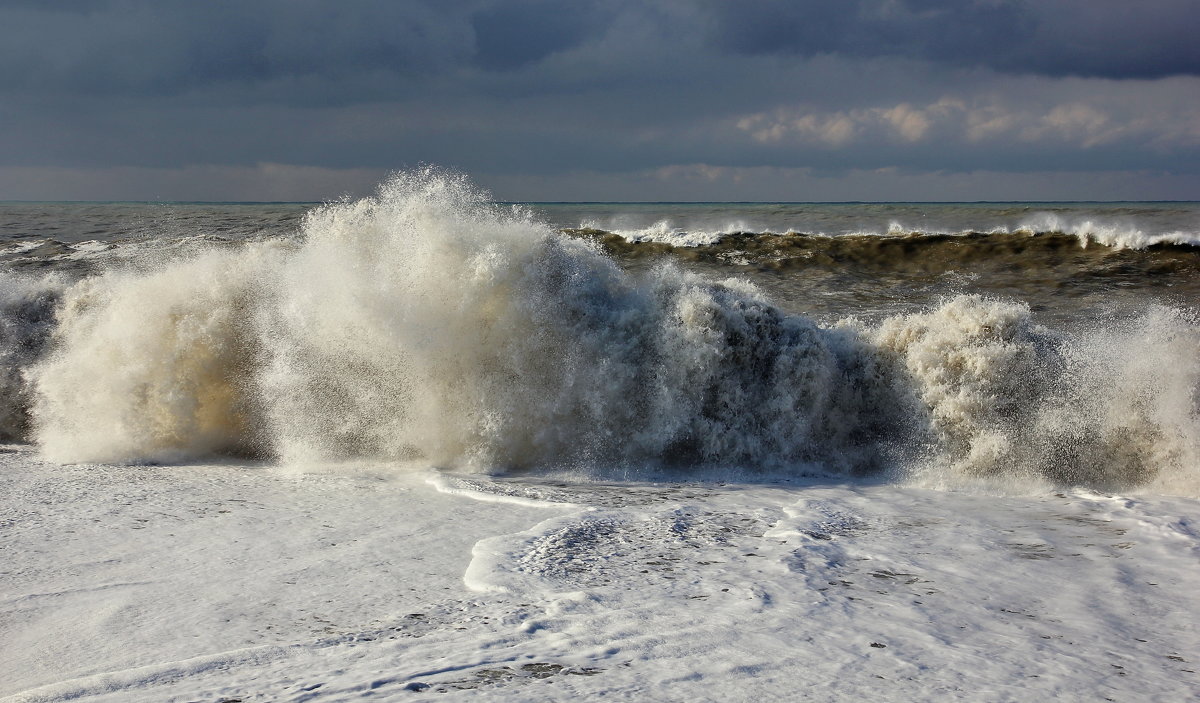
(0, 0), (1197, 202)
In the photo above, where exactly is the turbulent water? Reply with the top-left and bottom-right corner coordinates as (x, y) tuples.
(1, 171), (1197, 494)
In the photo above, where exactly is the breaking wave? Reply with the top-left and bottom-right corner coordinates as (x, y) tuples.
(1, 170), (1197, 494)
(567, 227), (1200, 277)
(570, 216), (1200, 251)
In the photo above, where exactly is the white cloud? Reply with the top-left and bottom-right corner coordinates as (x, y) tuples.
(880, 103), (932, 142)
(737, 112), (858, 146)
(736, 94), (1200, 150)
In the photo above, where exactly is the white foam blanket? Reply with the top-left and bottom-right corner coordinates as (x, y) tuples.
(3, 448), (1199, 702)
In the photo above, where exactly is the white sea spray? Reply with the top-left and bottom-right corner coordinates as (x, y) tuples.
(1017, 212), (1200, 249)
(30, 248), (271, 462)
(872, 297), (1200, 493)
(12, 170), (1200, 494)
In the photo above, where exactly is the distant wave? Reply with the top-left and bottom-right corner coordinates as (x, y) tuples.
(567, 220), (1200, 251)
(564, 227), (1200, 280)
(0, 170), (1196, 496)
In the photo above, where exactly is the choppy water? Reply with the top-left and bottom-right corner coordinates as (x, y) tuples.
(0, 173), (1197, 494)
(540, 201), (1200, 323)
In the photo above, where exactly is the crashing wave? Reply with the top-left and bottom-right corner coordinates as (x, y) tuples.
(0, 170), (1195, 494)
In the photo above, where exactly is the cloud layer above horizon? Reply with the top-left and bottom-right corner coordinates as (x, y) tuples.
(1, 0), (1197, 200)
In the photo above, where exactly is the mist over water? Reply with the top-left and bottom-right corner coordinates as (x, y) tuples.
(0, 171), (1197, 494)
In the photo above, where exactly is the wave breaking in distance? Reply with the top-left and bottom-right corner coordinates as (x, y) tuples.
(569, 227), (1200, 278)
(568, 222), (1200, 251)
(1, 171), (1197, 495)
(563, 212), (1200, 251)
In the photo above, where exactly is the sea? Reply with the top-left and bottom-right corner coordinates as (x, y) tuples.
(1, 170), (1197, 495)
(4, 170), (1200, 701)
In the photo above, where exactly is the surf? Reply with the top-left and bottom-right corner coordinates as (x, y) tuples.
(0, 169), (1195, 494)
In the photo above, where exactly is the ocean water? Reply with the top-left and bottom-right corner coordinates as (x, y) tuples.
(4, 171), (1200, 701)
(0, 170), (1197, 494)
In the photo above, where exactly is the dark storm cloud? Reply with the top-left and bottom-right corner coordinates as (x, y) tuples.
(0, 0), (624, 100)
(704, 0), (1200, 79)
(472, 0), (608, 71)
(0, 0), (477, 97)
(2, 0), (1194, 103)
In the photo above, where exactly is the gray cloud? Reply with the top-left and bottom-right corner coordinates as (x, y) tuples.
(472, 0), (607, 71)
(704, 0), (1200, 79)
(4, 1), (1194, 100)
(0, 1), (1197, 200)
(0, 1), (477, 97)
